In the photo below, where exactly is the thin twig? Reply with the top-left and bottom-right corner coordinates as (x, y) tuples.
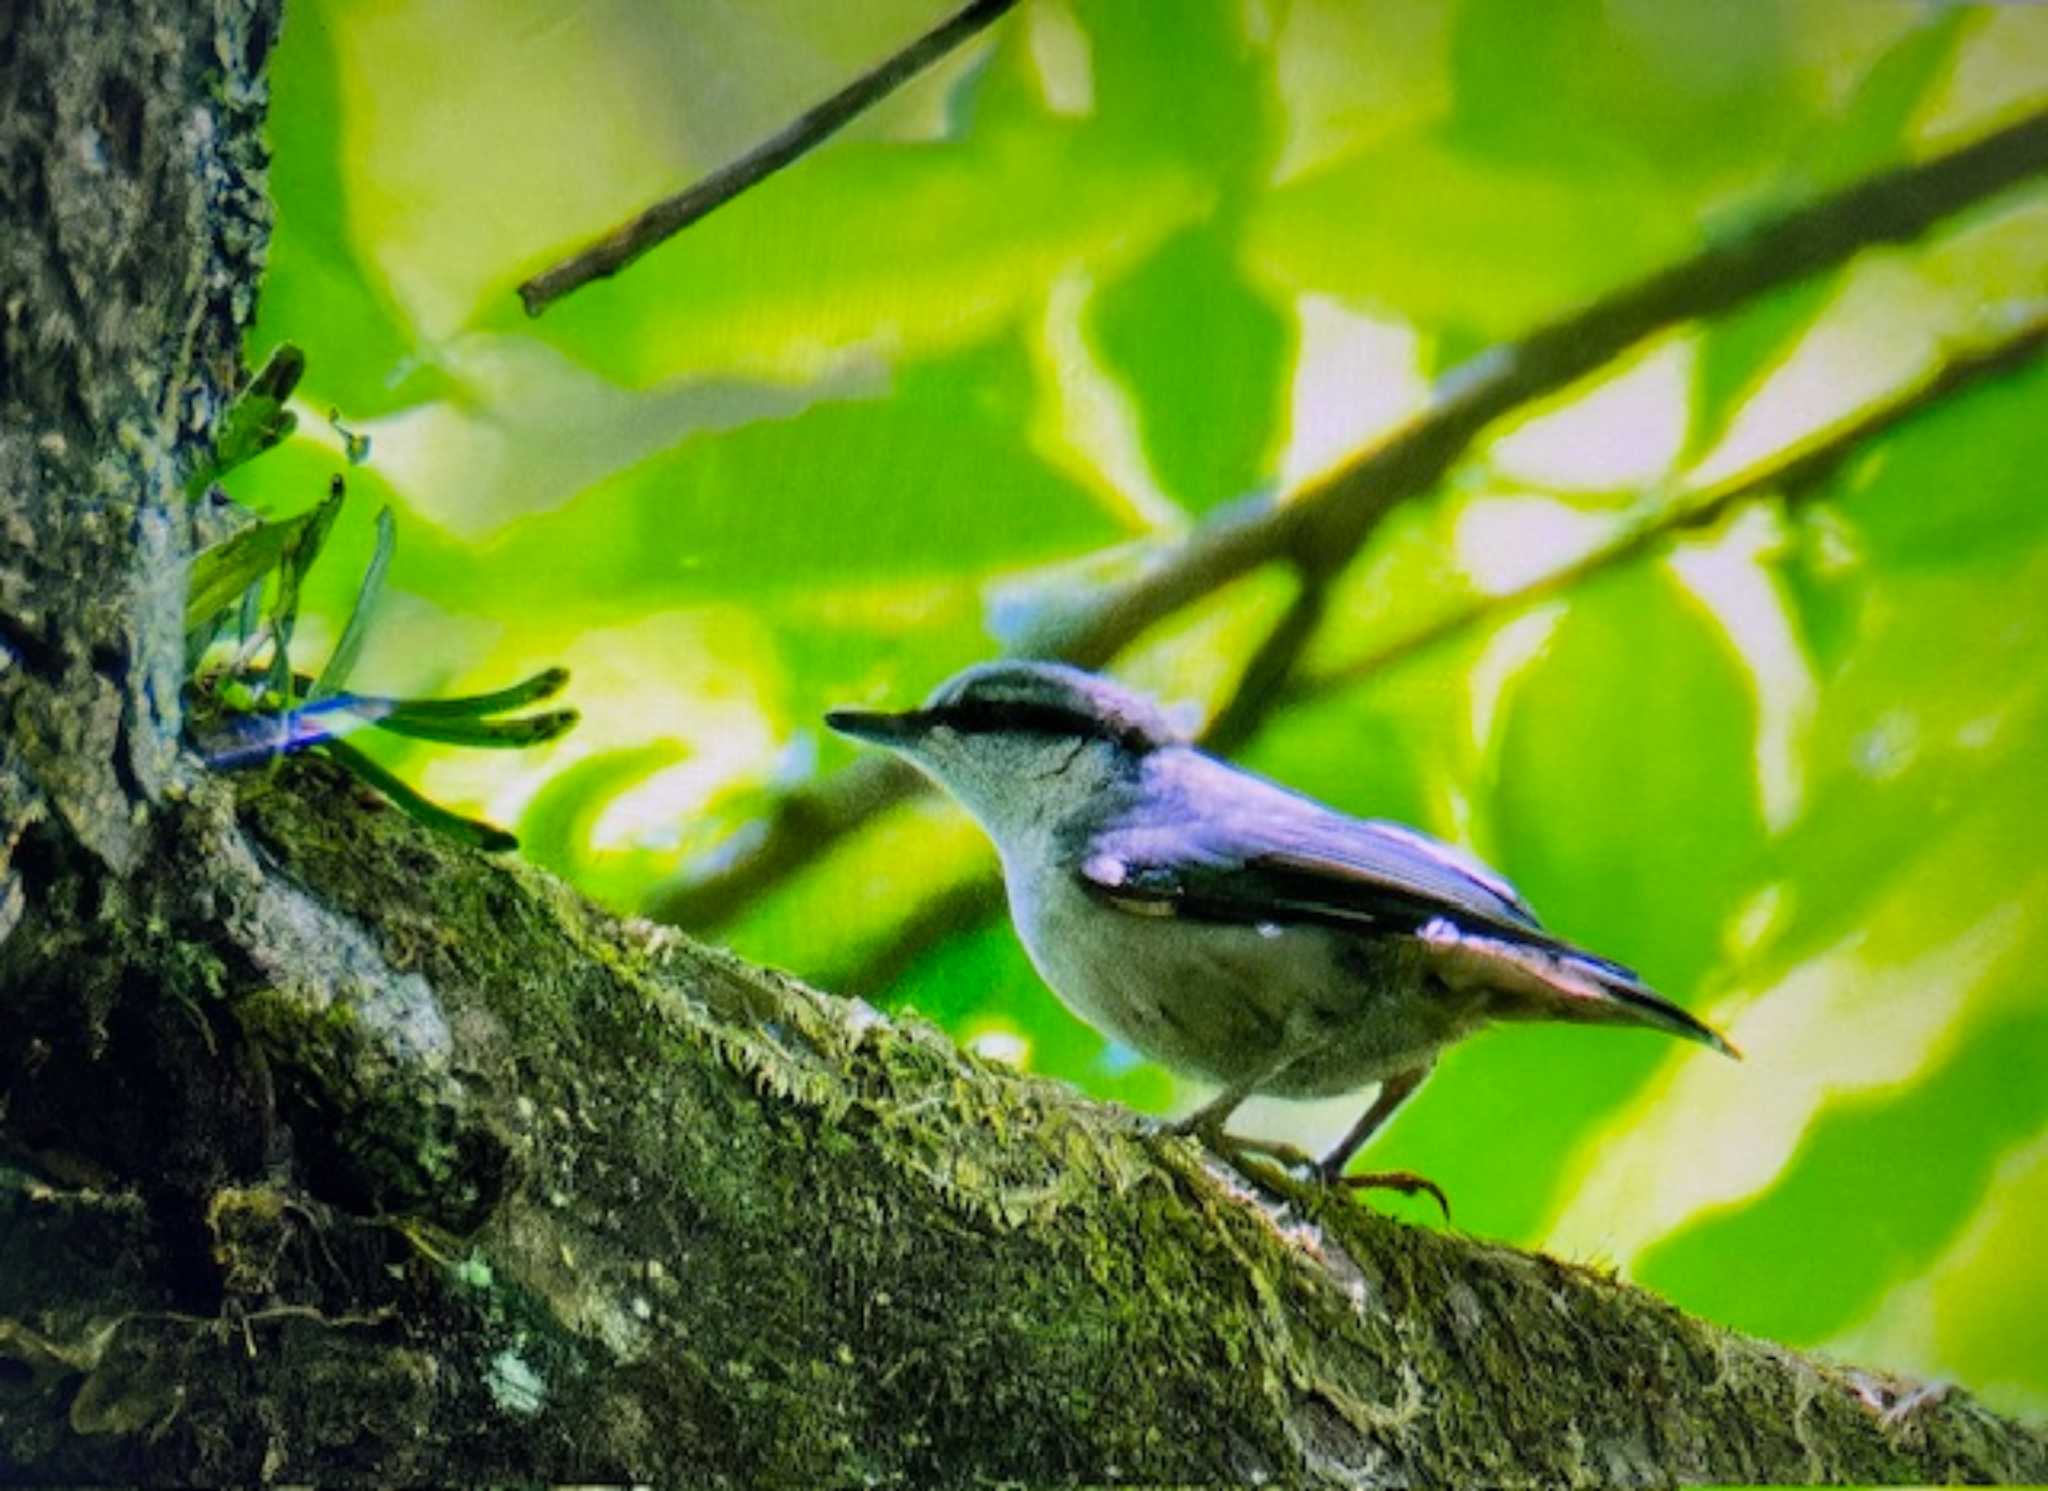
(1294, 314), (2048, 701)
(519, 0), (1023, 316)
(1019, 107), (2048, 669)
(832, 314), (2048, 999)
(1203, 571), (1330, 756)
(647, 107), (2048, 932)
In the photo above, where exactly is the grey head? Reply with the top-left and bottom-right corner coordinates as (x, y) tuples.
(825, 661), (1186, 838)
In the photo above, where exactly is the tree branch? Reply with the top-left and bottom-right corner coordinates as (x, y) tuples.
(1295, 312), (2048, 702)
(517, 0), (1023, 316)
(649, 107), (2048, 932)
(8, 752), (2046, 1483)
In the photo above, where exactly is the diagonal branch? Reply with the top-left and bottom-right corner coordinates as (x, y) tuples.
(831, 314), (2048, 1000)
(518, 0), (1023, 316)
(648, 107), (2048, 932)
(1295, 313), (2048, 702)
(12, 750), (2048, 1482)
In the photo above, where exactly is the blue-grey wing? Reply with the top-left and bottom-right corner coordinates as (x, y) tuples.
(1068, 751), (1736, 1057)
(1072, 749), (1542, 939)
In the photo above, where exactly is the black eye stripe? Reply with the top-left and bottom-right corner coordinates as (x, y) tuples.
(934, 698), (1096, 737)
(930, 697), (1149, 750)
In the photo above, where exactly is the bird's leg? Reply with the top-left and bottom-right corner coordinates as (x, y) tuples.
(1318, 1064), (1449, 1219)
(1167, 1070), (1318, 1175)
(1165, 1081), (1251, 1142)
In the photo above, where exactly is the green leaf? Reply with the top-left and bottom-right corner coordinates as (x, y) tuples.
(186, 491), (333, 633)
(1089, 224), (1292, 515)
(1637, 939), (2048, 1349)
(1688, 276), (1837, 462)
(522, 127), (1206, 390)
(1798, 8), (1973, 191)
(248, 1), (452, 416)
(1494, 564), (1762, 993)
(315, 737), (517, 852)
(517, 741), (690, 906)
(1402, 564), (1764, 1241)
(370, 707), (578, 749)
(1081, 1), (1277, 195)
(1447, 0), (1798, 182)
(1836, 350), (2048, 573)
(457, 334), (1131, 605)
(1686, 13), (1973, 461)
(187, 343), (305, 498)
(1246, 131), (1696, 338)
(264, 480), (346, 701)
(236, 578), (263, 649)
(1756, 563), (2048, 978)
(370, 666), (571, 720)
(310, 505), (394, 701)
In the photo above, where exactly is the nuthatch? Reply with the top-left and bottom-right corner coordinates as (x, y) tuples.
(828, 662), (1736, 1210)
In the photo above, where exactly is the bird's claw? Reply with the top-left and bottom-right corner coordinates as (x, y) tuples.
(1324, 1167), (1452, 1221)
(1166, 1122), (1450, 1220)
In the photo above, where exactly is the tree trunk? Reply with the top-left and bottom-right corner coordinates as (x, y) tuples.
(2, 0), (2043, 1483)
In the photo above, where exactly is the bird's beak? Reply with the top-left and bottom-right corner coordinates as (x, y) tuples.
(824, 707), (928, 746)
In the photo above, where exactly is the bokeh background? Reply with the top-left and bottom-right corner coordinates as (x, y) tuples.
(224, 0), (2047, 1416)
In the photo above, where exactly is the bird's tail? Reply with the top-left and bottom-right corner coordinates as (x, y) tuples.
(1421, 919), (1740, 1058)
(1558, 948), (1741, 1058)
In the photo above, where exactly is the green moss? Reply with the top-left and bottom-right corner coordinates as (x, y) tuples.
(6, 750), (2043, 1480)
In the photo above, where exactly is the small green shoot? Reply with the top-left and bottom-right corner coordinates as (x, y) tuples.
(330, 408), (372, 465)
(185, 342), (304, 498)
(370, 707), (579, 750)
(184, 350), (574, 852)
(187, 498), (332, 633)
(264, 477), (345, 703)
(315, 739), (519, 852)
(310, 506), (395, 701)
(366, 667), (571, 719)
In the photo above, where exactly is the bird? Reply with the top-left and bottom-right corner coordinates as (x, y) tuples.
(825, 660), (1737, 1211)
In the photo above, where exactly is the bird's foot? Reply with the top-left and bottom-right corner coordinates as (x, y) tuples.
(1183, 1126), (1319, 1173)
(1165, 1119), (1321, 1203)
(1322, 1166), (1451, 1221)
(1164, 1114), (1450, 1221)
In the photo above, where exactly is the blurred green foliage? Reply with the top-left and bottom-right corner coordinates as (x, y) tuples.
(225, 0), (2047, 1415)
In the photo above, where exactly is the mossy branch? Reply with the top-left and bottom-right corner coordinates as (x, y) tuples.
(4, 755), (2044, 1484)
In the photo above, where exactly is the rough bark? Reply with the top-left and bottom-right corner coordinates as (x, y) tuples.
(2, 0), (2045, 1485)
